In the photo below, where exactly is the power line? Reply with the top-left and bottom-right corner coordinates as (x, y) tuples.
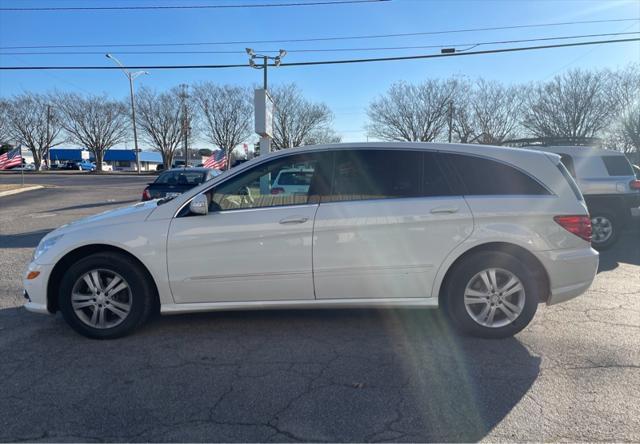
(2, 31), (637, 56)
(0, 0), (387, 11)
(2, 17), (638, 50)
(1, 37), (638, 70)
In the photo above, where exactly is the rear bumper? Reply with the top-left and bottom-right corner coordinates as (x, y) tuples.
(534, 247), (599, 305)
(625, 193), (640, 219)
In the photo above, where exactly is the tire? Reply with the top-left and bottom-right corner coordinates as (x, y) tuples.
(590, 212), (618, 250)
(443, 251), (540, 339)
(58, 252), (155, 339)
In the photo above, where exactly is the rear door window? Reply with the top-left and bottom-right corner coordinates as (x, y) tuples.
(601, 156), (634, 176)
(443, 153), (550, 196)
(327, 150), (422, 202)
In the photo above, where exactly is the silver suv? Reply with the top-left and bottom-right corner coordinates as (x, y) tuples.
(527, 146), (640, 249)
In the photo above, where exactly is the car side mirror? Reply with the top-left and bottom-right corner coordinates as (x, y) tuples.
(189, 193), (209, 216)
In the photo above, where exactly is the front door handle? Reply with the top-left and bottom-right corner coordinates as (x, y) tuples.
(279, 216), (309, 224)
(430, 206), (459, 214)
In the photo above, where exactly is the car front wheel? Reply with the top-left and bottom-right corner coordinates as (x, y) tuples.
(444, 251), (539, 339)
(58, 252), (154, 339)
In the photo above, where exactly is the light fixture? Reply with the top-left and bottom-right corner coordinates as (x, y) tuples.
(278, 49), (287, 58)
(245, 48), (255, 56)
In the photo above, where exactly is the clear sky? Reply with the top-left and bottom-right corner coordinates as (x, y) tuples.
(1, 0), (639, 145)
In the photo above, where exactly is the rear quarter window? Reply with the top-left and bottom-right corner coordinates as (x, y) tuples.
(443, 153), (550, 196)
(601, 156), (634, 176)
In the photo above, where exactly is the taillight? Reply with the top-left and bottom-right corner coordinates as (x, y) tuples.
(271, 187), (285, 195)
(142, 188), (151, 201)
(630, 179), (640, 190)
(554, 215), (592, 243)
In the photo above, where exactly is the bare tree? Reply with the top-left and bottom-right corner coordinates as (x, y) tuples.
(270, 84), (340, 149)
(366, 79), (460, 142)
(521, 69), (614, 143)
(55, 93), (129, 170)
(192, 83), (252, 169)
(454, 79), (524, 145)
(604, 64), (640, 160)
(4, 93), (63, 169)
(135, 86), (185, 168)
(0, 100), (11, 145)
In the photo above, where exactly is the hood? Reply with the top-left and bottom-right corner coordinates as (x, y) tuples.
(49, 200), (159, 237)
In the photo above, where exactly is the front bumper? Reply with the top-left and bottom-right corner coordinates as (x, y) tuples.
(534, 247), (599, 305)
(23, 261), (54, 315)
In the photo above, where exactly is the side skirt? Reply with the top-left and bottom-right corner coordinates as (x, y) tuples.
(161, 297), (439, 315)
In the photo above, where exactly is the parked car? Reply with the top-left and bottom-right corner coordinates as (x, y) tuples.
(60, 161), (80, 170)
(59, 160), (95, 171)
(78, 161), (96, 172)
(527, 146), (640, 249)
(24, 143), (598, 339)
(271, 167), (315, 195)
(141, 167), (220, 201)
(10, 163), (36, 171)
(96, 164), (113, 172)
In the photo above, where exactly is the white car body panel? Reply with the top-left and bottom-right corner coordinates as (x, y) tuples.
(167, 204), (318, 303)
(313, 196), (473, 299)
(23, 142), (599, 322)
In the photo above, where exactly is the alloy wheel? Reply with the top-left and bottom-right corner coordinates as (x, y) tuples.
(71, 269), (132, 329)
(463, 267), (526, 328)
(591, 216), (613, 244)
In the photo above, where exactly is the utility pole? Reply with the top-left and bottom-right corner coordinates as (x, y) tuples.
(447, 100), (453, 143)
(105, 53), (148, 173)
(179, 84), (189, 168)
(246, 48), (286, 157)
(46, 104), (51, 170)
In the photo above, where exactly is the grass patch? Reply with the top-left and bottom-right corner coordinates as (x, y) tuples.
(0, 184), (37, 192)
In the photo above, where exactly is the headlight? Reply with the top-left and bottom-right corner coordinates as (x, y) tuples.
(33, 235), (63, 261)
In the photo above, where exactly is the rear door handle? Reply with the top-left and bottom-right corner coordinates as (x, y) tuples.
(279, 216), (309, 224)
(430, 206), (459, 214)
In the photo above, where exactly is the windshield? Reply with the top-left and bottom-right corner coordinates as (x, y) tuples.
(275, 171), (314, 186)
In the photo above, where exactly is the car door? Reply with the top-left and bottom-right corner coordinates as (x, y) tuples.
(167, 152), (332, 304)
(313, 149), (473, 300)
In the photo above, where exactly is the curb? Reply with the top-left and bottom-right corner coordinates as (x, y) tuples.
(0, 185), (44, 198)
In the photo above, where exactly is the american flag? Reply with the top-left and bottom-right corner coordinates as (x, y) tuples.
(0, 147), (22, 170)
(204, 149), (227, 170)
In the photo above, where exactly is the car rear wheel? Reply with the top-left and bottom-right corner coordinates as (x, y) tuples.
(443, 251), (539, 339)
(58, 252), (154, 339)
(590, 212), (617, 250)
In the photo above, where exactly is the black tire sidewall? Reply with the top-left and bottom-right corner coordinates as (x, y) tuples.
(58, 252), (152, 339)
(590, 212), (618, 251)
(444, 251), (539, 339)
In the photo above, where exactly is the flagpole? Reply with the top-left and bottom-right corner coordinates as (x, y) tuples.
(20, 145), (24, 187)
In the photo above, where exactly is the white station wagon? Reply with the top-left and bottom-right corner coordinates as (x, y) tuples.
(24, 143), (599, 339)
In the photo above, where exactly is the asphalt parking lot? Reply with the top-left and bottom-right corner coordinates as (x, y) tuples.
(1, 173), (639, 442)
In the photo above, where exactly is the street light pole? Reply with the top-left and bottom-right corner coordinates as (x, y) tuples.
(46, 104), (51, 169)
(106, 53), (148, 174)
(128, 74), (141, 172)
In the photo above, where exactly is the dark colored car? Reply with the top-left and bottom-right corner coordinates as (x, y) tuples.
(142, 167), (220, 201)
(60, 161), (80, 170)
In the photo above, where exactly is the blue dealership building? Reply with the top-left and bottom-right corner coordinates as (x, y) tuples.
(49, 148), (163, 171)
